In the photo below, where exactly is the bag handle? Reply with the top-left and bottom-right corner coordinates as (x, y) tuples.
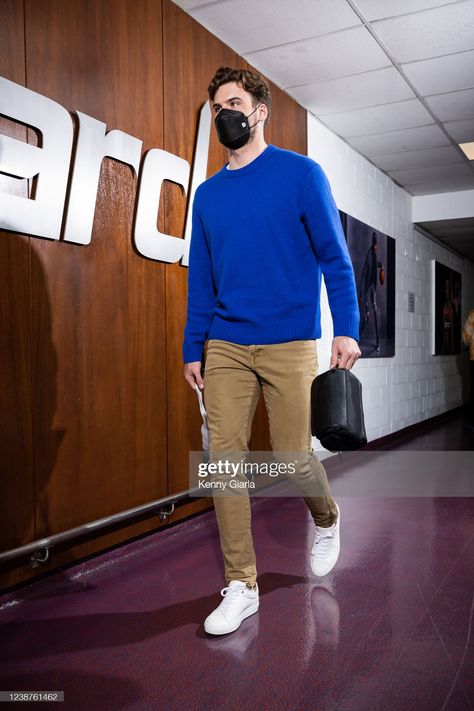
(194, 383), (208, 423)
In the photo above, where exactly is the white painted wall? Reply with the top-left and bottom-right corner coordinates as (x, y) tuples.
(308, 112), (474, 447)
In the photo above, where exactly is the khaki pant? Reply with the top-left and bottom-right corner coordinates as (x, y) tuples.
(203, 338), (338, 588)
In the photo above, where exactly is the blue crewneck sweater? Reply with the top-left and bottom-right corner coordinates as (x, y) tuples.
(182, 144), (359, 363)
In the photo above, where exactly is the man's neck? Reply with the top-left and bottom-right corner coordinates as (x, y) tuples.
(227, 137), (268, 170)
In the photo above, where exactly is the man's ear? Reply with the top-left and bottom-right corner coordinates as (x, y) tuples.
(259, 103), (268, 123)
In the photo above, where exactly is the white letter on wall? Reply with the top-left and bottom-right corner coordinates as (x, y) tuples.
(134, 149), (190, 263)
(181, 100), (211, 267)
(0, 76), (73, 240)
(63, 112), (142, 245)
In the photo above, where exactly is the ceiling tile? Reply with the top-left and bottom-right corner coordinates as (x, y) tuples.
(388, 162), (472, 184)
(372, 2), (474, 63)
(355, 0), (463, 22)
(443, 118), (474, 142)
(347, 123), (450, 155)
(370, 145), (466, 170)
(189, 0), (361, 54)
(425, 88), (474, 121)
(289, 67), (415, 115)
(246, 27), (391, 87)
(319, 99), (433, 137)
(402, 49), (474, 96)
(246, 26), (389, 87)
(405, 176), (474, 194)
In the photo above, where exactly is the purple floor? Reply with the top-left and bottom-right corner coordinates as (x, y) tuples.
(1, 413), (473, 711)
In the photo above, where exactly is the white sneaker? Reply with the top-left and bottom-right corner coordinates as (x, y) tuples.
(310, 503), (341, 577)
(204, 580), (259, 635)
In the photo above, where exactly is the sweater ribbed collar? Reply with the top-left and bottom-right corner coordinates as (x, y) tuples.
(220, 144), (277, 178)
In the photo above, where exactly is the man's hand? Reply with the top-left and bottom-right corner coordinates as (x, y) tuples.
(184, 361), (204, 390)
(330, 336), (361, 370)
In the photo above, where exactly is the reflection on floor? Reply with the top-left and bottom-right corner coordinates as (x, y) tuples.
(1, 409), (473, 711)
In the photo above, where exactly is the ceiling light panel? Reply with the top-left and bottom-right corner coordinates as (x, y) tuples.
(459, 141), (474, 159)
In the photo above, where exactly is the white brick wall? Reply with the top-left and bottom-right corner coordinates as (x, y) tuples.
(307, 113), (474, 446)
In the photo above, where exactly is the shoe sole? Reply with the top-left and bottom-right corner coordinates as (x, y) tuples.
(204, 601), (259, 635)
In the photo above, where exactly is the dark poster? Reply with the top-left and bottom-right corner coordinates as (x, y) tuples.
(339, 211), (396, 358)
(432, 260), (462, 355)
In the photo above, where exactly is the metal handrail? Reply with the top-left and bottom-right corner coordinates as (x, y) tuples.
(0, 484), (205, 569)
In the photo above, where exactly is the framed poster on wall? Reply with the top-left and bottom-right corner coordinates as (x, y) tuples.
(339, 211), (395, 358)
(431, 260), (462, 355)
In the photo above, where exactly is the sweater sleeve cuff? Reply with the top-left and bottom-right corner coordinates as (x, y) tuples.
(332, 313), (360, 341)
(183, 342), (205, 364)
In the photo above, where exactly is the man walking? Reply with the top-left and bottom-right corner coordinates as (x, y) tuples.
(462, 308), (474, 431)
(183, 66), (361, 635)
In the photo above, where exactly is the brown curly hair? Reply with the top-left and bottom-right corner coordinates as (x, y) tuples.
(208, 66), (271, 128)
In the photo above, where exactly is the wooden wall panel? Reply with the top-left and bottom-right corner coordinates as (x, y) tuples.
(25, 0), (167, 533)
(0, 1), (36, 555)
(0, 0), (169, 590)
(28, 0), (168, 522)
(0, 0), (308, 591)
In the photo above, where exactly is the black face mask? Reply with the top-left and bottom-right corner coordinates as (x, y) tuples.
(214, 105), (260, 150)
